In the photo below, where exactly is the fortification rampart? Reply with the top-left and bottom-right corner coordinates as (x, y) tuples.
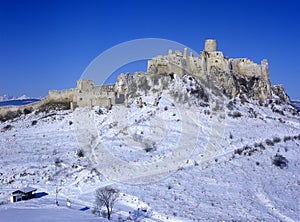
(48, 89), (76, 103)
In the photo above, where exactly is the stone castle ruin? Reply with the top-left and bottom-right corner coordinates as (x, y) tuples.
(147, 39), (272, 100)
(0, 39), (290, 118)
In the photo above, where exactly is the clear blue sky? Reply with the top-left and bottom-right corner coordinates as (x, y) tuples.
(0, 0), (299, 99)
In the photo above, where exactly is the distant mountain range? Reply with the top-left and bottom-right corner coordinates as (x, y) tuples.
(0, 94), (40, 107)
(292, 100), (300, 111)
(0, 94), (30, 102)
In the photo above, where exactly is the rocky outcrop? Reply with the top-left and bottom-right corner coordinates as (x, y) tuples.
(271, 85), (290, 103)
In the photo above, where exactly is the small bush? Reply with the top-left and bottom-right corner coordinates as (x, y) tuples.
(228, 111), (242, 118)
(258, 143), (265, 150)
(243, 145), (251, 150)
(204, 110), (210, 115)
(283, 136), (292, 142)
(77, 149), (84, 157)
(69, 121), (73, 125)
(23, 108), (32, 115)
(273, 137), (281, 143)
(265, 139), (274, 146)
(164, 106), (168, 111)
(145, 147), (156, 153)
(234, 148), (243, 155)
(1, 124), (13, 132)
(54, 158), (62, 167)
(31, 120), (37, 126)
(272, 154), (288, 169)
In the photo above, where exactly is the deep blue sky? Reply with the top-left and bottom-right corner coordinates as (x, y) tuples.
(0, 0), (299, 99)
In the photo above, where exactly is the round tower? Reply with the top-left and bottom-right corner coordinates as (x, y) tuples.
(204, 39), (217, 52)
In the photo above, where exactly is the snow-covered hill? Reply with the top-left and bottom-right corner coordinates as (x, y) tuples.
(0, 75), (299, 221)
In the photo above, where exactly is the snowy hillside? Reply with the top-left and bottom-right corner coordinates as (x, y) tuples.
(0, 75), (299, 221)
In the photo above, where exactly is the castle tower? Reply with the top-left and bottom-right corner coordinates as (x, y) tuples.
(204, 39), (217, 52)
(183, 48), (188, 59)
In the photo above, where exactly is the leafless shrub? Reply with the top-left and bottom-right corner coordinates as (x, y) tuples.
(95, 186), (119, 220)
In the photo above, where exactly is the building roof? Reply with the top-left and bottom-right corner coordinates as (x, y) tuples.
(12, 187), (37, 194)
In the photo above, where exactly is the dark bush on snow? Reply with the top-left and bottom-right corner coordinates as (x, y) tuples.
(273, 137), (281, 143)
(265, 139), (274, 146)
(234, 148), (243, 155)
(1, 124), (13, 132)
(283, 136), (292, 142)
(228, 111), (242, 118)
(77, 149), (84, 157)
(23, 108), (32, 115)
(272, 154), (288, 169)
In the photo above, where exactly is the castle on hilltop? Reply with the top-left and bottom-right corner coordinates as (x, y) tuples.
(46, 39), (285, 109)
(0, 39), (289, 117)
(146, 39), (271, 100)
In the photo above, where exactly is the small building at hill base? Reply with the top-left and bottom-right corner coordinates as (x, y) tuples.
(10, 187), (37, 203)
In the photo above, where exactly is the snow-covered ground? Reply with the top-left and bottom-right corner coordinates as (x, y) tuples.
(0, 77), (299, 221)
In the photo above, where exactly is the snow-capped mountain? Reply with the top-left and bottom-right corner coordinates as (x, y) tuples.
(0, 74), (299, 221)
(0, 94), (40, 107)
(292, 100), (300, 111)
(0, 94), (15, 102)
(0, 94), (31, 101)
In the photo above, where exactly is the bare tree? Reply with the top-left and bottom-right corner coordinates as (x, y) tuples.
(95, 186), (119, 220)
